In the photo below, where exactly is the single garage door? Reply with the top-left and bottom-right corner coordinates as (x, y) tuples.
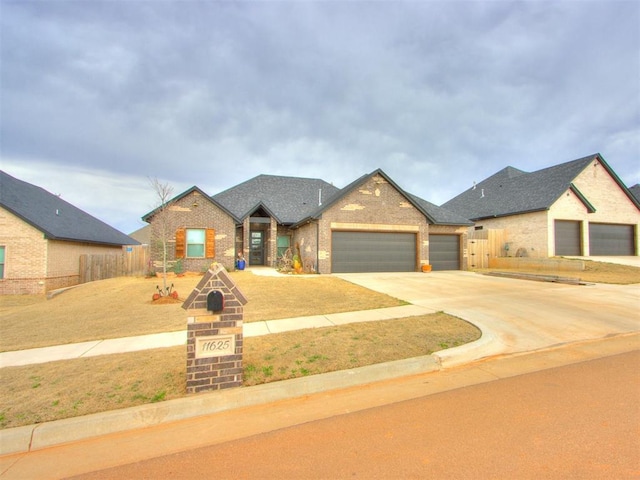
(555, 220), (581, 256)
(589, 223), (635, 256)
(429, 234), (460, 271)
(331, 231), (416, 273)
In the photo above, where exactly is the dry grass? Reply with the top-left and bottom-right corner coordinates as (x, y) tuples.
(0, 272), (404, 352)
(1, 262), (634, 430)
(0, 313), (479, 429)
(242, 312), (479, 386)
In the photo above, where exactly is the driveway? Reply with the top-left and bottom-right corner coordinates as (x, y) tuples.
(336, 271), (640, 366)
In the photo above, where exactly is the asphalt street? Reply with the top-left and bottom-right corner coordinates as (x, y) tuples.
(69, 350), (640, 479)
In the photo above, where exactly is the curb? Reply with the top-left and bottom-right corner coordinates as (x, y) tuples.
(3, 330), (638, 457)
(0, 354), (442, 456)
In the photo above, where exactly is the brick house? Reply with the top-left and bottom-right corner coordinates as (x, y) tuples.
(142, 169), (472, 274)
(442, 154), (640, 257)
(0, 171), (139, 294)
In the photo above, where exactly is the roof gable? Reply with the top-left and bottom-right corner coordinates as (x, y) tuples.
(294, 168), (472, 227)
(0, 170), (138, 246)
(212, 174), (341, 224)
(442, 154), (609, 220)
(141, 186), (239, 223)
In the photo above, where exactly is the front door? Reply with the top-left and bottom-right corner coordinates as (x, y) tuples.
(250, 231), (265, 265)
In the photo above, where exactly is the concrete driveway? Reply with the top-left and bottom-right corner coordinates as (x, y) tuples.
(336, 271), (640, 366)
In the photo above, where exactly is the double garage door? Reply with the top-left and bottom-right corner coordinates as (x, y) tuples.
(331, 232), (416, 273)
(555, 221), (635, 256)
(331, 231), (461, 273)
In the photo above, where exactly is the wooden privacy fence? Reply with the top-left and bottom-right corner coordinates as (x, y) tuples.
(467, 229), (506, 269)
(79, 245), (149, 283)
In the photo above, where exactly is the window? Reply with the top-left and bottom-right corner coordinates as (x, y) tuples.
(277, 235), (291, 258)
(175, 228), (215, 259)
(0, 246), (4, 278)
(186, 229), (206, 258)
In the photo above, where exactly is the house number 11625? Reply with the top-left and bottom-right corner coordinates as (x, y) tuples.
(196, 335), (235, 358)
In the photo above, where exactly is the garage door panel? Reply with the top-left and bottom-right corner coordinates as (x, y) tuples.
(429, 234), (460, 271)
(555, 220), (581, 256)
(589, 224), (634, 256)
(332, 232), (416, 273)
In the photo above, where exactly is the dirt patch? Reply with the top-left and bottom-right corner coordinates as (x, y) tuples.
(0, 313), (479, 429)
(151, 296), (182, 305)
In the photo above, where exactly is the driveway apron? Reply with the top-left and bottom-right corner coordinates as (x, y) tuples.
(335, 271), (640, 365)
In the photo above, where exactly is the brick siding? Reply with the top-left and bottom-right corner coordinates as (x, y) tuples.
(148, 191), (237, 272)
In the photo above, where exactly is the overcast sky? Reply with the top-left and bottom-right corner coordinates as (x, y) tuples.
(1, 1), (638, 234)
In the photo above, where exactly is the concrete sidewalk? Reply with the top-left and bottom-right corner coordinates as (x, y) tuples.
(1, 332), (638, 479)
(0, 304), (436, 368)
(1, 268), (638, 469)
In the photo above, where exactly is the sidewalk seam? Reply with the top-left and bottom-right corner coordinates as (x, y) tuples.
(78, 340), (104, 358)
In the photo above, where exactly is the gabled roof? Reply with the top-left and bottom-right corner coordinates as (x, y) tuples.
(212, 174), (341, 224)
(0, 170), (138, 246)
(442, 153), (640, 221)
(141, 186), (239, 223)
(293, 168), (473, 227)
(630, 184), (640, 203)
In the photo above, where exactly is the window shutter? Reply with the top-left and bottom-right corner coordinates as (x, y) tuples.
(206, 228), (215, 258)
(175, 228), (186, 259)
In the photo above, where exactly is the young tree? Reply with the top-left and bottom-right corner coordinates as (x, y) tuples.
(149, 177), (174, 294)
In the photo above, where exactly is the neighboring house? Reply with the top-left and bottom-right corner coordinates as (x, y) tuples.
(0, 171), (139, 294)
(142, 169), (473, 274)
(129, 225), (151, 245)
(442, 154), (640, 257)
(630, 184), (640, 204)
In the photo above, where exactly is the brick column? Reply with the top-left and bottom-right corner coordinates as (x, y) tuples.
(182, 263), (248, 394)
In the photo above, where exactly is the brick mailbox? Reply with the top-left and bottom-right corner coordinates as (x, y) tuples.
(182, 263), (247, 394)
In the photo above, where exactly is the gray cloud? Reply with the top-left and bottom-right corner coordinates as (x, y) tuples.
(1, 0), (638, 233)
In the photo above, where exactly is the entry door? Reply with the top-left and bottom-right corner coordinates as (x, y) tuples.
(250, 231), (265, 265)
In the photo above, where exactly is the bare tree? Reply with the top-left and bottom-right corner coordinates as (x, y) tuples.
(149, 177), (174, 294)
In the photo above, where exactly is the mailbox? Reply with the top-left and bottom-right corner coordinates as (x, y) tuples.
(207, 290), (224, 313)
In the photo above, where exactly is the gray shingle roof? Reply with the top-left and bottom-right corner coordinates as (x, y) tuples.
(408, 194), (474, 225)
(442, 153), (620, 221)
(0, 170), (139, 246)
(212, 174), (341, 224)
(630, 184), (640, 203)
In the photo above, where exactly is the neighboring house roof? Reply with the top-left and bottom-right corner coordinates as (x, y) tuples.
(408, 194), (474, 226)
(442, 153), (640, 221)
(630, 184), (640, 203)
(0, 170), (139, 246)
(129, 225), (151, 244)
(212, 174), (341, 224)
(293, 168), (473, 227)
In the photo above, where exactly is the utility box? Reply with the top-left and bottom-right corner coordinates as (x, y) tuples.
(182, 263), (248, 394)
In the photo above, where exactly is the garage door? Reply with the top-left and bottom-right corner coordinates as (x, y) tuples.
(555, 220), (581, 256)
(589, 224), (635, 256)
(331, 232), (416, 273)
(429, 235), (460, 271)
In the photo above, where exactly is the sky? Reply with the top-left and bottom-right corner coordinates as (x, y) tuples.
(1, 1), (639, 235)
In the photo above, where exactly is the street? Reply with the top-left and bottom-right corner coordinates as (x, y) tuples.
(71, 350), (640, 479)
